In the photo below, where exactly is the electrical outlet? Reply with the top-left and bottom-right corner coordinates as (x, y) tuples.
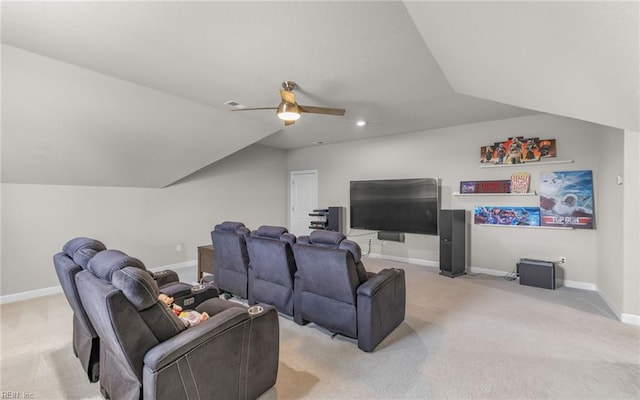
(176, 244), (182, 252)
(559, 256), (567, 264)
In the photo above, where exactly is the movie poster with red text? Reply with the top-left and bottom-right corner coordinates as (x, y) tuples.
(539, 170), (594, 229)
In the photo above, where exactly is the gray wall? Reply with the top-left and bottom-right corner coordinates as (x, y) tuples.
(287, 114), (626, 309)
(1, 144), (288, 296)
(622, 130), (640, 317)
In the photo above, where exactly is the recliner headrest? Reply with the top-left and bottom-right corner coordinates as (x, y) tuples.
(280, 232), (296, 247)
(254, 225), (288, 239)
(112, 267), (159, 311)
(215, 221), (250, 239)
(215, 221), (246, 233)
(63, 237), (106, 258)
(309, 230), (346, 247)
(73, 248), (101, 269)
(297, 235), (311, 245)
(339, 240), (362, 263)
(87, 249), (146, 283)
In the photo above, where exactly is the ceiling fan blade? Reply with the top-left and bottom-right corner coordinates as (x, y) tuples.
(284, 120), (296, 126)
(232, 107), (277, 111)
(298, 105), (346, 116)
(280, 89), (295, 104)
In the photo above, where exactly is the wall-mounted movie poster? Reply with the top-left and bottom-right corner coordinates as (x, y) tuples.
(510, 172), (531, 194)
(539, 170), (594, 229)
(480, 137), (557, 165)
(474, 206), (541, 226)
(460, 180), (511, 193)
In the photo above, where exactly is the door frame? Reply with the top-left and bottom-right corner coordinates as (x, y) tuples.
(289, 169), (318, 234)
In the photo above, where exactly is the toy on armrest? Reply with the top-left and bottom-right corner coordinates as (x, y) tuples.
(159, 293), (209, 327)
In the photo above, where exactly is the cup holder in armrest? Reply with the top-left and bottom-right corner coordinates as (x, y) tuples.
(191, 284), (206, 292)
(154, 270), (168, 276)
(247, 305), (264, 315)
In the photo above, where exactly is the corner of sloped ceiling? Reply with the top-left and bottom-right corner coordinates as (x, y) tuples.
(163, 142), (288, 188)
(404, 1), (639, 131)
(1, 44), (281, 188)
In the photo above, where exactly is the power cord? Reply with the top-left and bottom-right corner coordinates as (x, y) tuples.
(503, 265), (519, 281)
(364, 238), (372, 257)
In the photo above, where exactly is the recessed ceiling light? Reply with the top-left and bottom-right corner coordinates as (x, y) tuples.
(356, 120), (366, 127)
(313, 141), (324, 145)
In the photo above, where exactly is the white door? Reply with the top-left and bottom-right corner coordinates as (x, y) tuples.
(290, 170), (318, 236)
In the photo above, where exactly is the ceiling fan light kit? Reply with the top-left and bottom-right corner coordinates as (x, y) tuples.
(277, 101), (301, 121)
(233, 81), (346, 125)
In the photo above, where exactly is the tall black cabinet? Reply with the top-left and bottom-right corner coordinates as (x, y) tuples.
(439, 209), (466, 278)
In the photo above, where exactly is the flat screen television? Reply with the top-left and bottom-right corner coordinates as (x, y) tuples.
(350, 178), (439, 235)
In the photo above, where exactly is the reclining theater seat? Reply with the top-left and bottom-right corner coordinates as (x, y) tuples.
(293, 230), (406, 352)
(53, 237), (107, 382)
(76, 249), (280, 400)
(54, 237), (219, 383)
(211, 221), (251, 298)
(246, 225), (297, 316)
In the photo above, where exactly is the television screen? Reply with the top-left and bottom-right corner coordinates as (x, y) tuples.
(350, 178), (439, 235)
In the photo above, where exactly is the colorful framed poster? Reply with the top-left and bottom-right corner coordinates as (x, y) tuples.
(480, 137), (557, 164)
(460, 180), (511, 193)
(510, 172), (531, 194)
(539, 170), (594, 229)
(474, 206), (541, 226)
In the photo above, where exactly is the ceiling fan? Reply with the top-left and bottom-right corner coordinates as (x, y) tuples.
(234, 81), (346, 126)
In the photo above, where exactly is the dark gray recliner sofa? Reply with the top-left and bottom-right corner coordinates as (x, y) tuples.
(54, 238), (218, 382)
(293, 230), (406, 352)
(246, 225), (297, 316)
(77, 249), (279, 400)
(211, 221), (251, 298)
(53, 237), (107, 382)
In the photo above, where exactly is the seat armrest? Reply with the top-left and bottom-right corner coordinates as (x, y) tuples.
(356, 268), (406, 352)
(357, 268), (403, 298)
(143, 304), (279, 400)
(153, 270), (180, 287)
(143, 307), (248, 371)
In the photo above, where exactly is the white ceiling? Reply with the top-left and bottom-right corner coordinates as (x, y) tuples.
(1, 1), (637, 188)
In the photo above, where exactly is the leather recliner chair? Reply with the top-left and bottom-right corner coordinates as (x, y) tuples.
(210, 221), (251, 298)
(246, 225), (297, 316)
(76, 249), (280, 400)
(53, 237), (107, 382)
(293, 230), (406, 352)
(54, 238), (218, 383)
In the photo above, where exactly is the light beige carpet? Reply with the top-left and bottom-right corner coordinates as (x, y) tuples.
(2, 259), (638, 399)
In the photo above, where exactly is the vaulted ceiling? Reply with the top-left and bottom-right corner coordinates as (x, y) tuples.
(2, 1), (637, 188)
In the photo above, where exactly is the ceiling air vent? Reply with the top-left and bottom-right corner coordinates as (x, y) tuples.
(224, 100), (246, 109)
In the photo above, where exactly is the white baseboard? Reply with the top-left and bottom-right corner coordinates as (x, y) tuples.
(621, 313), (640, 325)
(366, 253), (439, 268)
(560, 279), (597, 291)
(1, 259), (198, 305)
(0, 285), (62, 305)
(468, 266), (509, 277)
(467, 265), (640, 326)
(149, 259), (196, 273)
(596, 286), (640, 326)
(4, 258), (639, 326)
(469, 265), (599, 291)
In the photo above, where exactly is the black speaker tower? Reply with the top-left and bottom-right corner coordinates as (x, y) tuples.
(439, 209), (466, 278)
